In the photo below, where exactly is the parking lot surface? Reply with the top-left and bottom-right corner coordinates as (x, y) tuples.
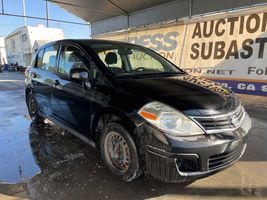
(0, 71), (267, 200)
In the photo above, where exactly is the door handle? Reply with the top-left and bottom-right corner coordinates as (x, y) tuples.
(53, 80), (60, 86)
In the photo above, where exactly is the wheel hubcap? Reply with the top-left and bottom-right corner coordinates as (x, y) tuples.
(28, 96), (37, 118)
(104, 132), (131, 171)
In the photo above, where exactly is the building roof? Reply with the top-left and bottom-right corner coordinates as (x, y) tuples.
(50, 0), (174, 23)
(51, 0), (267, 35)
(32, 40), (52, 52)
(34, 40), (50, 47)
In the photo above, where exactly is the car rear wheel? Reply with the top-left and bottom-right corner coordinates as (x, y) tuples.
(100, 122), (141, 182)
(27, 92), (44, 123)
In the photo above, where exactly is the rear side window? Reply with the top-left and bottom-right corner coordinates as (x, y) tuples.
(41, 45), (58, 72)
(35, 49), (44, 68)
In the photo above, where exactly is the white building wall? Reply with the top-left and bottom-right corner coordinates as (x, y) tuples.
(5, 27), (27, 66)
(5, 25), (64, 67)
(27, 25), (64, 48)
(0, 37), (7, 65)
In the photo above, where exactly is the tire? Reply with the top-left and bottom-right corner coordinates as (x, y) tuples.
(26, 92), (44, 123)
(100, 122), (142, 182)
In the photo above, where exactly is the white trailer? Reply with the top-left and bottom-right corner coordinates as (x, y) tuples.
(5, 25), (64, 67)
(0, 37), (7, 65)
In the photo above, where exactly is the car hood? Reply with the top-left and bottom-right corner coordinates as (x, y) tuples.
(115, 74), (240, 116)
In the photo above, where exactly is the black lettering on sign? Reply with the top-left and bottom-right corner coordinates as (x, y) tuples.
(255, 37), (267, 58)
(262, 12), (267, 32)
(248, 67), (256, 74)
(227, 70), (235, 75)
(203, 21), (214, 38)
(190, 12), (267, 39)
(215, 19), (226, 36)
(239, 16), (245, 34)
(207, 69), (216, 74)
(246, 14), (260, 33)
(192, 23), (202, 39)
(201, 42), (213, 60)
(248, 66), (267, 75)
(226, 40), (238, 59)
(241, 39), (253, 59)
(227, 17), (239, 35)
(193, 68), (202, 73)
(214, 41), (225, 59)
(190, 43), (199, 59)
(160, 52), (175, 60)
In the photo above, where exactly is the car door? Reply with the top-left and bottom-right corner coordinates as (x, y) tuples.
(31, 44), (59, 117)
(50, 43), (93, 136)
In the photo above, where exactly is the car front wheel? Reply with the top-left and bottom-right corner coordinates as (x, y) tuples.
(100, 122), (142, 182)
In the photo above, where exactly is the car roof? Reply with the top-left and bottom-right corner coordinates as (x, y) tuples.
(39, 39), (138, 50)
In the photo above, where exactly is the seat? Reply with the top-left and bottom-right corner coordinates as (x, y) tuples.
(47, 55), (56, 71)
(105, 52), (117, 65)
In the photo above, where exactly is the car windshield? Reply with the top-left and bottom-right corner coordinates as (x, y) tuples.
(90, 43), (183, 77)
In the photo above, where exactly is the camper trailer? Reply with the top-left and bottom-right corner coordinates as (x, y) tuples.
(0, 37), (7, 66)
(5, 25), (64, 67)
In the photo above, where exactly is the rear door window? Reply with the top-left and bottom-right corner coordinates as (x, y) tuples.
(41, 45), (59, 72)
(35, 49), (44, 68)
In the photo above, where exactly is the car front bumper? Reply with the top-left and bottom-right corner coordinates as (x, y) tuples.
(134, 112), (251, 183)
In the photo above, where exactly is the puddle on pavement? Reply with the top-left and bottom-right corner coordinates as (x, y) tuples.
(0, 82), (23, 90)
(0, 113), (90, 184)
(0, 115), (41, 183)
(0, 89), (41, 184)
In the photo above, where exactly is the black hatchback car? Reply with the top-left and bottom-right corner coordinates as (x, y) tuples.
(25, 39), (251, 183)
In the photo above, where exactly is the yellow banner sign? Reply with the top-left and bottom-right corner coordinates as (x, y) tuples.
(94, 7), (267, 95)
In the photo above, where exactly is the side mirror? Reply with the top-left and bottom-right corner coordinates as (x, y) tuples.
(69, 68), (89, 82)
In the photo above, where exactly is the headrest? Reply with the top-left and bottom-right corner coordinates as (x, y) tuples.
(105, 52), (117, 65)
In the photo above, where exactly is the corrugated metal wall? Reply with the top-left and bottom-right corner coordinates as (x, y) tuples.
(91, 0), (267, 35)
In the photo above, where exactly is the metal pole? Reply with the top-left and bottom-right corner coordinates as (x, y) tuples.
(127, 15), (130, 29)
(1, 0), (4, 14)
(22, 0), (27, 26)
(0, 12), (89, 26)
(46, 0), (49, 27)
(189, 0), (192, 18)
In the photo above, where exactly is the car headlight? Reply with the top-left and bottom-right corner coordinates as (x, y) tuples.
(138, 101), (205, 137)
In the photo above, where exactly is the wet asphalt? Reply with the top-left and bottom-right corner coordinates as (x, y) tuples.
(0, 71), (267, 200)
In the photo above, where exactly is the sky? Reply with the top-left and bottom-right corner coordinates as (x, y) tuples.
(0, 0), (91, 38)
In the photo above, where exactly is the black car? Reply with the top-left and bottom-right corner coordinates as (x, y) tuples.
(25, 39), (251, 183)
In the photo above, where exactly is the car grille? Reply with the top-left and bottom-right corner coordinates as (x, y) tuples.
(208, 144), (246, 170)
(191, 105), (245, 134)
